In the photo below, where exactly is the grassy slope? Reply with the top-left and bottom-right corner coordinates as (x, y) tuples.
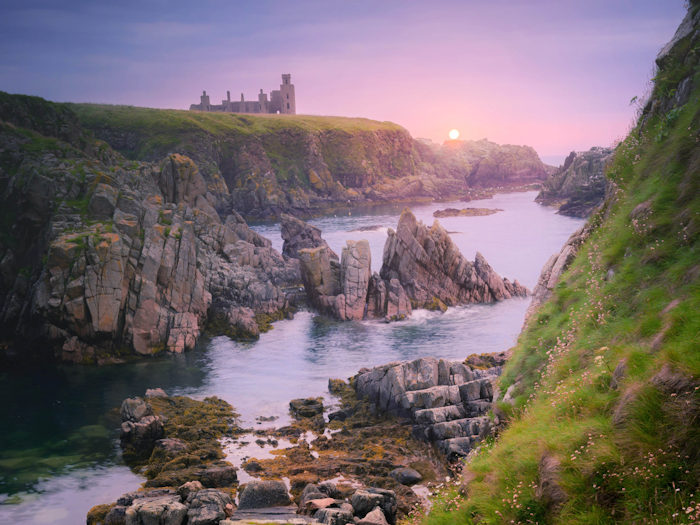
(419, 8), (700, 525)
(71, 103), (406, 158)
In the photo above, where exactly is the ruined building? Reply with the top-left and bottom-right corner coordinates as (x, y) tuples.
(190, 74), (296, 114)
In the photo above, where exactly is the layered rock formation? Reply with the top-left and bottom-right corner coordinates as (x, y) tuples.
(293, 209), (527, 322)
(0, 96), (300, 362)
(381, 210), (528, 308)
(536, 147), (613, 217)
(355, 355), (506, 458)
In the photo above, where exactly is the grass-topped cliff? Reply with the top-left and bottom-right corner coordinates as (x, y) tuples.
(71, 103), (550, 219)
(71, 104), (442, 218)
(421, 4), (699, 524)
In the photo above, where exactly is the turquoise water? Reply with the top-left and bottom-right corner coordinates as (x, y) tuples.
(0, 191), (583, 524)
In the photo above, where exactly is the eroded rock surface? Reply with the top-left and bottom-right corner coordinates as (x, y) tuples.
(536, 147), (613, 217)
(281, 213), (337, 259)
(296, 210), (525, 322)
(355, 355), (504, 458)
(0, 107), (302, 361)
(381, 210), (528, 308)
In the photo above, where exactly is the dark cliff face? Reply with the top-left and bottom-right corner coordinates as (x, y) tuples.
(71, 106), (551, 219)
(536, 146), (613, 217)
(0, 97), (300, 362)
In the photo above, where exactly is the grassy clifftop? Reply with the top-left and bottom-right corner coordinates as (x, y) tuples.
(71, 104), (406, 160)
(422, 4), (699, 525)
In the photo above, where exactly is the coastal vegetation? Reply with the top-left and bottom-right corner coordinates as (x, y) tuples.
(419, 4), (700, 523)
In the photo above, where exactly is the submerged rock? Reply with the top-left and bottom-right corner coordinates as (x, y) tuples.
(432, 207), (502, 218)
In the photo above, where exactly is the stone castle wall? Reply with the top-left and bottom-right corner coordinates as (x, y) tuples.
(190, 74), (296, 115)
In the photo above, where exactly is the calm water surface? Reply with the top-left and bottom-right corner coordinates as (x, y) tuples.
(0, 191), (583, 524)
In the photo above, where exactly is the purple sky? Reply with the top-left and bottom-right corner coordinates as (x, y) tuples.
(0, 0), (687, 164)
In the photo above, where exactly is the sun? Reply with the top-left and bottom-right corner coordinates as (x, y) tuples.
(448, 129), (460, 140)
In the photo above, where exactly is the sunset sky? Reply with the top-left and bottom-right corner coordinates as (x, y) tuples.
(0, 0), (686, 164)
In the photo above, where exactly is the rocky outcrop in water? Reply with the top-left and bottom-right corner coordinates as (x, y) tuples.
(432, 207), (502, 218)
(0, 96), (301, 361)
(281, 213), (337, 259)
(296, 209), (526, 321)
(536, 147), (613, 217)
(355, 354), (505, 459)
(381, 210), (528, 309)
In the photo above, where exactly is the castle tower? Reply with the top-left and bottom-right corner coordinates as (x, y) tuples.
(258, 88), (269, 113)
(279, 74), (296, 114)
(200, 90), (211, 111)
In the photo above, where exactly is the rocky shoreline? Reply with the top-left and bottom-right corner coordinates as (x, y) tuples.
(0, 91), (543, 364)
(87, 350), (508, 525)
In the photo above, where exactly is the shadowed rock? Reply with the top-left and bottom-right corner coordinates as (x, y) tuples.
(281, 213), (337, 260)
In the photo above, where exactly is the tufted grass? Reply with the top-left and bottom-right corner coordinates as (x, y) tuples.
(415, 11), (700, 524)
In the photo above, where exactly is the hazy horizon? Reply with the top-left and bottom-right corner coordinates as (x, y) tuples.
(0, 0), (687, 161)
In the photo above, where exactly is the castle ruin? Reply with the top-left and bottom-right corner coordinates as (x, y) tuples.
(189, 74), (296, 114)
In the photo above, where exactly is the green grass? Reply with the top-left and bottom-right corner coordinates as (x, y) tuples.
(416, 13), (700, 525)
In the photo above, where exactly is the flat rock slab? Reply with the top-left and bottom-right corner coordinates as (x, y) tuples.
(227, 506), (317, 523)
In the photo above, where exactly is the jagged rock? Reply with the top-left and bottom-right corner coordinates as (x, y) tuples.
(119, 397), (164, 460)
(389, 467), (422, 485)
(158, 154), (208, 207)
(0, 103), (301, 360)
(124, 494), (187, 525)
(314, 507), (354, 525)
(356, 356), (502, 460)
(88, 183), (119, 220)
(281, 213), (337, 259)
(185, 489), (233, 525)
(237, 480), (291, 509)
(335, 240), (372, 320)
(434, 139), (549, 188)
(524, 223), (593, 323)
(177, 480), (204, 501)
(302, 497), (336, 514)
(357, 506), (390, 525)
(317, 481), (340, 499)
(121, 397), (153, 422)
(299, 245), (342, 306)
(104, 505), (128, 524)
(380, 209), (527, 309)
(536, 147), (613, 217)
(351, 488), (396, 524)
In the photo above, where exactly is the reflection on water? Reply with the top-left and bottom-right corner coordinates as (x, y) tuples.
(0, 191), (584, 524)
